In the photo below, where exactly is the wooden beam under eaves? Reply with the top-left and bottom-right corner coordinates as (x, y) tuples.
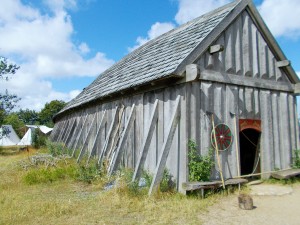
(276, 60), (290, 68)
(209, 44), (224, 54)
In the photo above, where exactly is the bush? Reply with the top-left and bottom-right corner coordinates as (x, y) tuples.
(46, 141), (71, 156)
(292, 149), (300, 169)
(32, 130), (47, 149)
(188, 140), (214, 182)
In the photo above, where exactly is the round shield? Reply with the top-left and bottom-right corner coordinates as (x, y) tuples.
(211, 123), (233, 151)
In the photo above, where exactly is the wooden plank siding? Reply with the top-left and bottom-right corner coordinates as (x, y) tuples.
(51, 4), (299, 193)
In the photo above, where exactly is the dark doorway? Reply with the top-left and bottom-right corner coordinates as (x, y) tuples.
(239, 129), (261, 176)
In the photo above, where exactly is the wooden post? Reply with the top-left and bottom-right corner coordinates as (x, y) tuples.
(77, 113), (97, 162)
(109, 104), (136, 175)
(149, 96), (180, 195)
(86, 110), (107, 165)
(211, 113), (225, 189)
(132, 99), (158, 182)
(98, 106), (119, 166)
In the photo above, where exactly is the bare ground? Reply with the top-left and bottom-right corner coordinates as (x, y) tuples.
(199, 183), (300, 225)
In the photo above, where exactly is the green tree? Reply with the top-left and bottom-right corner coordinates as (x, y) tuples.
(17, 109), (39, 125)
(0, 56), (20, 125)
(39, 100), (66, 127)
(3, 113), (25, 138)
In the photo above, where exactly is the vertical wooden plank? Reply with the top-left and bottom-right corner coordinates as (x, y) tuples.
(288, 95), (297, 152)
(225, 23), (234, 73)
(268, 49), (276, 80)
(242, 11), (252, 77)
(86, 110), (107, 164)
(134, 94), (144, 169)
(251, 23), (259, 78)
(71, 114), (88, 156)
(98, 106), (119, 166)
(271, 93), (281, 169)
(200, 82), (212, 154)
(149, 96), (180, 195)
(278, 93), (291, 169)
(260, 90), (273, 177)
(253, 89), (260, 119)
(238, 87), (245, 118)
(156, 90), (164, 166)
(234, 15), (243, 75)
(178, 85), (187, 194)
(225, 85), (238, 177)
(132, 99), (158, 181)
(258, 33), (267, 79)
(109, 104), (136, 175)
(245, 87), (254, 118)
(64, 117), (77, 148)
(77, 113), (97, 162)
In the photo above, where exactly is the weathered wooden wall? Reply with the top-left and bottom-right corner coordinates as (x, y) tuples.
(51, 9), (299, 191)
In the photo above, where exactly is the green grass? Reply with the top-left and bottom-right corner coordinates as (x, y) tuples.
(0, 147), (227, 225)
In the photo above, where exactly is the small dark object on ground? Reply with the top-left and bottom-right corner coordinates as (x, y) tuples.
(238, 194), (253, 210)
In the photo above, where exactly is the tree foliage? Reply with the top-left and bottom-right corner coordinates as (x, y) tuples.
(0, 56), (20, 80)
(17, 109), (39, 125)
(39, 100), (66, 127)
(0, 56), (20, 128)
(3, 113), (25, 137)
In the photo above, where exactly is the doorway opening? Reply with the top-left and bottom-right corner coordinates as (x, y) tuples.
(239, 128), (261, 176)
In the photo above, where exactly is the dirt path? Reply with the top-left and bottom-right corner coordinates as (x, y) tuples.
(199, 183), (300, 225)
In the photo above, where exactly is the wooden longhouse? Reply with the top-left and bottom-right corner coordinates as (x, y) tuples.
(51, 0), (300, 194)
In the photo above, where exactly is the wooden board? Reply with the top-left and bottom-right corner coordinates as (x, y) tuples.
(271, 169), (300, 180)
(182, 178), (248, 191)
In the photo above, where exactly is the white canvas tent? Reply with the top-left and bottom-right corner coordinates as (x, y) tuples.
(18, 125), (53, 146)
(0, 125), (21, 146)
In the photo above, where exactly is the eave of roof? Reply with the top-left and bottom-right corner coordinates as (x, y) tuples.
(55, 0), (299, 119)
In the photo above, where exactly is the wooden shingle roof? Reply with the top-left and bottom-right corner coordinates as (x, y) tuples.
(57, 0), (299, 116)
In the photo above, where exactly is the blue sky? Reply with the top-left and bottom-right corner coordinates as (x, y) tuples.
(0, 0), (300, 111)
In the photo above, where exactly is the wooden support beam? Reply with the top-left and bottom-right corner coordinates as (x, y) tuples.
(132, 99), (159, 182)
(276, 60), (290, 68)
(209, 44), (224, 54)
(86, 110), (107, 164)
(149, 96), (180, 195)
(60, 119), (72, 143)
(294, 83), (300, 95)
(97, 106), (119, 166)
(67, 117), (81, 149)
(50, 121), (63, 141)
(63, 118), (77, 146)
(56, 120), (67, 142)
(185, 64), (200, 82)
(109, 104), (136, 175)
(77, 113), (97, 162)
(71, 114), (89, 157)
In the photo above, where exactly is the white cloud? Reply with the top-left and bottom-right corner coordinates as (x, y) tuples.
(258, 0), (300, 39)
(78, 42), (90, 54)
(0, 0), (114, 111)
(128, 22), (175, 52)
(175, 0), (230, 25)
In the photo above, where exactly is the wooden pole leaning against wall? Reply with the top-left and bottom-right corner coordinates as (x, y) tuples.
(97, 106), (119, 166)
(71, 114), (89, 157)
(132, 99), (159, 182)
(77, 113), (97, 163)
(86, 110), (107, 165)
(149, 96), (180, 196)
(108, 104), (136, 176)
(62, 117), (76, 144)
